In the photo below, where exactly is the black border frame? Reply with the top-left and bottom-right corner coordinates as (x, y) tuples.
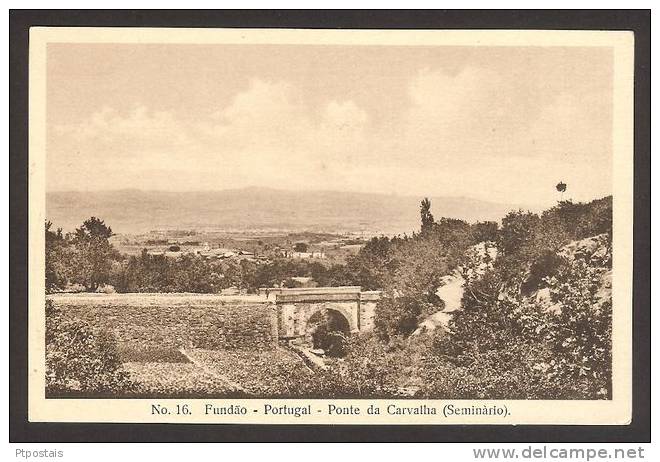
(9, 9), (650, 443)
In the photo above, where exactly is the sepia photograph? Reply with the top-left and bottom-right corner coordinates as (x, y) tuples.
(21, 24), (638, 427)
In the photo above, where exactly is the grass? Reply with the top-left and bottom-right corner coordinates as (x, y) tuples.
(186, 348), (315, 397)
(53, 346), (313, 398)
(118, 345), (191, 363)
(106, 347), (312, 398)
(121, 362), (248, 398)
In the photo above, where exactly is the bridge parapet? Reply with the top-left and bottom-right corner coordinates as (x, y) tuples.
(275, 286), (362, 304)
(360, 290), (383, 301)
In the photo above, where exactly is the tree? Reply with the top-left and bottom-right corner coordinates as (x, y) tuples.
(420, 198), (435, 234)
(470, 221), (499, 243)
(340, 236), (396, 290)
(71, 217), (116, 291)
(498, 210), (540, 258)
(45, 221), (69, 291)
(374, 294), (434, 341)
(293, 242), (309, 253)
(75, 216), (114, 241)
(556, 181), (567, 200)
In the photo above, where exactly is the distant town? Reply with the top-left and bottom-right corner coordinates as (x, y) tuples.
(111, 229), (369, 263)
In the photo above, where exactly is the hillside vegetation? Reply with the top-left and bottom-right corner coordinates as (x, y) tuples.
(45, 196), (612, 399)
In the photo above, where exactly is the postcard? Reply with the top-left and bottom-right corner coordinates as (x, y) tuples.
(28, 27), (634, 425)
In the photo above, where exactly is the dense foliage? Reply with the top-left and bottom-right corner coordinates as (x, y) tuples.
(45, 300), (134, 396)
(45, 195), (613, 399)
(46, 218), (120, 292)
(419, 198), (613, 399)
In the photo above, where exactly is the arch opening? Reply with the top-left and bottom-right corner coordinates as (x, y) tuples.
(305, 308), (351, 357)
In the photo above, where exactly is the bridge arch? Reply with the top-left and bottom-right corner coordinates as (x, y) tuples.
(303, 304), (354, 335)
(273, 287), (381, 339)
(304, 307), (352, 356)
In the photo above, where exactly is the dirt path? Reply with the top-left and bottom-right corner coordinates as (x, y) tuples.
(178, 348), (248, 393)
(286, 343), (326, 371)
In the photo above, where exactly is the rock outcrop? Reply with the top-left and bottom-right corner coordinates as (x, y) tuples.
(412, 234), (611, 336)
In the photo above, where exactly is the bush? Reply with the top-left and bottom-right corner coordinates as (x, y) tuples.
(293, 242), (309, 252)
(278, 335), (406, 398)
(470, 221), (499, 243)
(541, 258), (612, 398)
(522, 250), (565, 295)
(498, 210), (541, 258)
(420, 341), (552, 399)
(283, 277), (304, 288)
(311, 327), (348, 357)
(374, 295), (434, 341)
(307, 309), (350, 357)
(45, 301), (134, 396)
(431, 227), (612, 399)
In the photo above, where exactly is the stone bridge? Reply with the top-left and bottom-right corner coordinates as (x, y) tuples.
(48, 287), (382, 350)
(259, 286), (381, 339)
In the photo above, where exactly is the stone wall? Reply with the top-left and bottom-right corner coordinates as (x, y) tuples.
(48, 288), (382, 349)
(48, 293), (277, 351)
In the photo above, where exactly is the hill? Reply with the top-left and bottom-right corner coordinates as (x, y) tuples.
(46, 187), (539, 235)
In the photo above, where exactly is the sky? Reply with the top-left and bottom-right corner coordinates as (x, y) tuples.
(46, 43), (613, 206)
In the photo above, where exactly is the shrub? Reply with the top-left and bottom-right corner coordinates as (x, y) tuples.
(282, 335), (406, 398)
(293, 242), (309, 252)
(420, 341), (552, 399)
(498, 210), (541, 258)
(541, 258), (612, 398)
(470, 221), (499, 243)
(374, 294), (434, 341)
(521, 250), (565, 295)
(307, 309), (350, 357)
(311, 327), (348, 357)
(45, 301), (134, 396)
(431, 230), (612, 400)
(283, 277), (304, 288)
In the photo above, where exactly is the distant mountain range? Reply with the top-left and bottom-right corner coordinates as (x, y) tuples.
(46, 188), (542, 235)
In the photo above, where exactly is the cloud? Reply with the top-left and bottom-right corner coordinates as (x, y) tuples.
(48, 79), (373, 193)
(401, 67), (537, 158)
(55, 105), (193, 153)
(48, 69), (612, 206)
(208, 79), (307, 144)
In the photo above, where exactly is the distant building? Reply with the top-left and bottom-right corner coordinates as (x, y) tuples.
(220, 287), (240, 295)
(280, 250), (326, 259)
